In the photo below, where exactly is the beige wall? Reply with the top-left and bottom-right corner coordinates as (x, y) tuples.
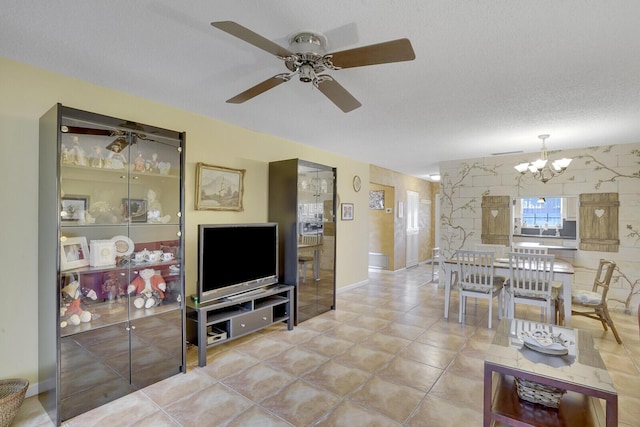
(369, 165), (436, 270)
(0, 57), (371, 389)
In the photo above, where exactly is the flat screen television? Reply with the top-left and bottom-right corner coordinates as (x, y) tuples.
(197, 223), (279, 303)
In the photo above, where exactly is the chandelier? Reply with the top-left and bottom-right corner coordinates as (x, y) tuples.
(514, 134), (572, 184)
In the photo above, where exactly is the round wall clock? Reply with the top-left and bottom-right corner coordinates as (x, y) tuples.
(353, 175), (362, 192)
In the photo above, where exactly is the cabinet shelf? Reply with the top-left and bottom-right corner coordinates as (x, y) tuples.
(61, 221), (182, 229)
(60, 302), (182, 338)
(61, 259), (180, 276)
(490, 374), (605, 427)
(205, 306), (250, 323)
(62, 163), (180, 180)
(255, 295), (288, 309)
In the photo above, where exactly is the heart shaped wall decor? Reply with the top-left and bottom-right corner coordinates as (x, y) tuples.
(491, 209), (499, 218)
(594, 209), (605, 218)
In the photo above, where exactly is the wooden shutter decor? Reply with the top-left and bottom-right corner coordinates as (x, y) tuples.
(481, 195), (511, 246)
(579, 193), (619, 252)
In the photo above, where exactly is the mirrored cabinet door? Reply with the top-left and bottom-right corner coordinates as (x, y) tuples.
(269, 159), (336, 325)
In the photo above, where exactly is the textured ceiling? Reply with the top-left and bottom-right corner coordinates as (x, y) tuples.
(2, 1), (640, 178)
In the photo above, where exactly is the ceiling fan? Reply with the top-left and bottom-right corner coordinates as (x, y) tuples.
(211, 21), (416, 113)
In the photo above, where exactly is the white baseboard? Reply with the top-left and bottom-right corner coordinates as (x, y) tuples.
(336, 279), (369, 294)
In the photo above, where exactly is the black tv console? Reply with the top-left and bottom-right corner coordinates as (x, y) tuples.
(186, 284), (294, 367)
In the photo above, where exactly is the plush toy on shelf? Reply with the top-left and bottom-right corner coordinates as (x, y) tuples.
(60, 275), (97, 328)
(127, 268), (166, 309)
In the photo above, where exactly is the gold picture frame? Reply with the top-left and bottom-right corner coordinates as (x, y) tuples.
(195, 162), (245, 211)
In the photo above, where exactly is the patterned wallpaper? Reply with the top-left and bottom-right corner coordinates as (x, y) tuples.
(439, 142), (640, 314)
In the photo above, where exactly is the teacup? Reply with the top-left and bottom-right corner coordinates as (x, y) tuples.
(133, 252), (146, 263)
(161, 252), (174, 261)
(146, 252), (162, 262)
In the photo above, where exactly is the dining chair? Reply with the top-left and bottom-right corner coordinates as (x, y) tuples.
(298, 234), (321, 283)
(456, 250), (504, 328)
(561, 259), (621, 344)
(505, 252), (559, 323)
(473, 244), (508, 305)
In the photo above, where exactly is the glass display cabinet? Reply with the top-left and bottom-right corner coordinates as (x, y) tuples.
(268, 159), (336, 324)
(38, 104), (186, 424)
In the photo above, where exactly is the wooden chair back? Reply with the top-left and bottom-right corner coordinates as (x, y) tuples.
(508, 252), (555, 299)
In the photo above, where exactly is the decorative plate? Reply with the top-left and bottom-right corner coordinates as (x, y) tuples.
(353, 175), (362, 192)
(518, 329), (569, 356)
(111, 235), (134, 257)
(523, 341), (569, 355)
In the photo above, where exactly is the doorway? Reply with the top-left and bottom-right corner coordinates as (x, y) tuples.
(406, 190), (419, 268)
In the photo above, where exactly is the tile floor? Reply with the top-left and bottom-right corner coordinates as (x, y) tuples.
(12, 264), (640, 426)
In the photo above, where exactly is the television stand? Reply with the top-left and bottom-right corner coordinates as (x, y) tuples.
(186, 284), (294, 367)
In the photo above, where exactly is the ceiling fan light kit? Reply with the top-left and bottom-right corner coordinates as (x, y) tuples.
(211, 21), (415, 112)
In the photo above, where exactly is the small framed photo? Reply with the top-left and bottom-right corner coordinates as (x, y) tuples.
(61, 196), (89, 222)
(89, 240), (117, 267)
(60, 236), (90, 271)
(195, 162), (245, 211)
(341, 203), (354, 221)
(122, 198), (147, 223)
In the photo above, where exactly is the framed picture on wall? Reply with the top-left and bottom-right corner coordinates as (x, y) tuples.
(369, 190), (385, 210)
(195, 162), (245, 211)
(341, 203), (354, 221)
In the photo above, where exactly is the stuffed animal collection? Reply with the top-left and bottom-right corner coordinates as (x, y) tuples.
(127, 268), (166, 309)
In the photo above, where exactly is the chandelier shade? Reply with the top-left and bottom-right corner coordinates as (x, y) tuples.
(514, 135), (572, 184)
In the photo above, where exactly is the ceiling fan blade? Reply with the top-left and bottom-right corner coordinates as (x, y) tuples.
(328, 38), (415, 69)
(316, 78), (362, 113)
(211, 21), (293, 58)
(226, 75), (289, 104)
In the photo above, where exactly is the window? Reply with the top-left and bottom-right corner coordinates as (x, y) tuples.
(521, 197), (562, 228)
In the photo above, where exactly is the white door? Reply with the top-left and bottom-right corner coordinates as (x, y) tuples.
(406, 191), (419, 268)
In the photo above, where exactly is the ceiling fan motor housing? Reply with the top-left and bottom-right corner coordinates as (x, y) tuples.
(286, 32), (331, 81)
(289, 32), (327, 56)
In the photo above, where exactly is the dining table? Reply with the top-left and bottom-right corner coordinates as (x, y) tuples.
(442, 256), (576, 325)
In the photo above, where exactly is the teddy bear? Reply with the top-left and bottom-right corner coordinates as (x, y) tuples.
(127, 268), (166, 309)
(60, 276), (97, 328)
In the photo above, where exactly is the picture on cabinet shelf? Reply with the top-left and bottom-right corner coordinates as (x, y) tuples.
(195, 162), (245, 211)
(341, 203), (354, 221)
(61, 196), (89, 222)
(122, 198), (147, 223)
(60, 236), (89, 271)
